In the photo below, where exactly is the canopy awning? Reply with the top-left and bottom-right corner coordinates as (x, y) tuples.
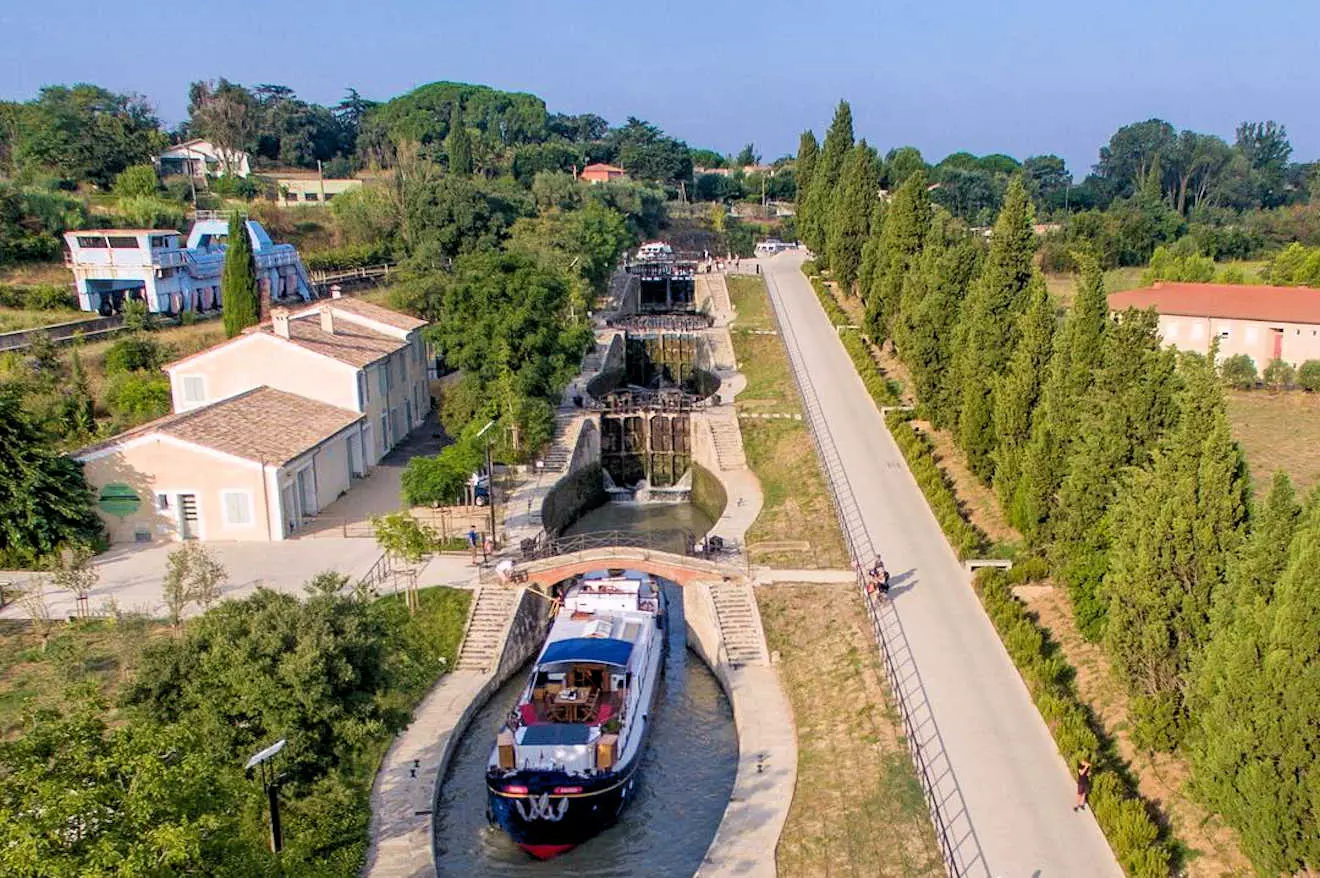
(539, 636), (634, 667)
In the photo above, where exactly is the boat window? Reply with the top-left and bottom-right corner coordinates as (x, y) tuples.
(77, 236), (108, 248)
(107, 236), (139, 249)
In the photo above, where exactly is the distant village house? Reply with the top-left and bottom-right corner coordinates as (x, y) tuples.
(579, 163), (626, 184)
(157, 139), (251, 178)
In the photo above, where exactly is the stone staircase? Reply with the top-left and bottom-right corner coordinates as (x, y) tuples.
(709, 580), (770, 666)
(454, 586), (521, 673)
(541, 415), (584, 474)
(708, 273), (733, 318)
(708, 411), (747, 470)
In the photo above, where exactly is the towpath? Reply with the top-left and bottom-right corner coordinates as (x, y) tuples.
(762, 253), (1121, 878)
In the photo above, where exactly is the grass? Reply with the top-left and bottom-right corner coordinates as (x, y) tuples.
(73, 319), (228, 409)
(1045, 261), (1270, 308)
(758, 583), (944, 878)
(1226, 389), (1320, 495)
(0, 307), (93, 333)
(729, 274), (849, 568)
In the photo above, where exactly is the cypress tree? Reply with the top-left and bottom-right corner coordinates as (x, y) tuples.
(1189, 496), (1320, 874)
(446, 102), (473, 176)
(1052, 308), (1179, 638)
(991, 276), (1055, 508)
(826, 141), (880, 292)
(795, 130), (819, 222)
(221, 214), (259, 338)
(1223, 470), (1300, 608)
(866, 170), (929, 339)
(1011, 254), (1108, 538)
(801, 101), (853, 258)
(952, 177), (1038, 480)
(61, 348), (96, 438)
(1102, 351), (1248, 750)
(856, 200), (887, 303)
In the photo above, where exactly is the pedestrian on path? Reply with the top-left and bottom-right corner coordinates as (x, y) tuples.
(468, 527), (480, 565)
(1073, 759), (1092, 811)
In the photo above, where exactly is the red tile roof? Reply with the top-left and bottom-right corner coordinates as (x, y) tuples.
(1108, 282), (1320, 325)
(582, 163), (624, 173)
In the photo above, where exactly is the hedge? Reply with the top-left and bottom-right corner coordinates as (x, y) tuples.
(303, 242), (393, 272)
(975, 568), (1174, 878)
(884, 410), (987, 559)
(808, 276), (904, 407)
(809, 275), (850, 327)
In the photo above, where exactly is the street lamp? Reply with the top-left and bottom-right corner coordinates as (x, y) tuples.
(245, 739), (287, 854)
(475, 420), (498, 553)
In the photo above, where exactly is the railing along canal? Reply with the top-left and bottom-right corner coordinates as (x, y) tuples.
(763, 267), (989, 878)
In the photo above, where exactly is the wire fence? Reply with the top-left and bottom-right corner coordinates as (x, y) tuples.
(763, 267), (989, 878)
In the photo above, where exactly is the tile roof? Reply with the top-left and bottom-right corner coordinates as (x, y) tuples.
(78, 387), (362, 465)
(322, 297), (427, 331)
(258, 314), (406, 368)
(1109, 282), (1320, 325)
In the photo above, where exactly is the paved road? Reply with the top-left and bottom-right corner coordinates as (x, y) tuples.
(761, 254), (1121, 878)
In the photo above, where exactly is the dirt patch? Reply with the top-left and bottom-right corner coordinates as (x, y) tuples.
(1015, 583), (1252, 878)
(910, 420), (1021, 546)
(758, 583), (943, 878)
(1226, 389), (1320, 495)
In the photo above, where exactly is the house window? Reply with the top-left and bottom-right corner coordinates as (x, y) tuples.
(181, 375), (206, 404)
(324, 193), (335, 202)
(222, 491), (253, 526)
(357, 371), (368, 408)
(156, 493), (170, 511)
(377, 366), (387, 396)
(304, 192), (319, 202)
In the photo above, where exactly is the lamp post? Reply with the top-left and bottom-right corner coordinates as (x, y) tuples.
(245, 739), (287, 855)
(475, 419), (497, 552)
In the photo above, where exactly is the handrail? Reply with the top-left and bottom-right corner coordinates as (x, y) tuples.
(763, 266), (988, 878)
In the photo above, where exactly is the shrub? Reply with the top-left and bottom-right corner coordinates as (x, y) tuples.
(800, 259), (819, 276)
(302, 242), (393, 272)
(113, 165), (159, 199)
(401, 441), (483, 506)
(102, 372), (171, 423)
(886, 411), (987, 558)
(113, 196), (186, 231)
(104, 337), (166, 374)
(1297, 359), (1320, 391)
(209, 174), (257, 200)
(1261, 357), (1295, 390)
(0, 283), (76, 311)
(1219, 353), (1257, 389)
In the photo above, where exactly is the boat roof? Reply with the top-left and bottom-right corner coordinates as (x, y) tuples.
(540, 637), (634, 667)
(521, 724), (593, 746)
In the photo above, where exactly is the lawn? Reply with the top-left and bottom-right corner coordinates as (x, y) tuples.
(729, 274), (849, 567)
(1226, 389), (1320, 495)
(758, 584), (943, 878)
(0, 307), (94, 333)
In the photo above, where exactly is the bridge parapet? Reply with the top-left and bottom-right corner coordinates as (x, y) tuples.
(514, 544), (746, 588)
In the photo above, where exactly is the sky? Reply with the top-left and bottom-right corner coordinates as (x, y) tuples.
(2, 0), (1318, 177)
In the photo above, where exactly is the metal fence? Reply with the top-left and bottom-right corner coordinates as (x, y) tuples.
(763, 269), (988, 878)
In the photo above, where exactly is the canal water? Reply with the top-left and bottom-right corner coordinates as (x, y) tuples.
(562, 501), (715, 554)
(431, 581), (738, 877)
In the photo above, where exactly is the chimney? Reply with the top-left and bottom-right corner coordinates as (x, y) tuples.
(320, 305), (335, 335)
(271, 306), (291, 339)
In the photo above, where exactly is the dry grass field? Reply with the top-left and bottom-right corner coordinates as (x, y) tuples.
(1226, 389), (1320, 495)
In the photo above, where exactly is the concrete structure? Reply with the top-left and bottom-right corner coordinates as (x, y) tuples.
(76, 387), (365, 544)
(1110, 281), (1320, 368)
(64, 219), (311, 315)
(579, 162), (625, 183)
(164, 296), (430, 465)
(276, 175), (363, 206)
(764, 252), (1122, 877)
(157, 139), (250, 178)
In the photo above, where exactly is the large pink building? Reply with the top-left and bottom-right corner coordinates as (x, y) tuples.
(1109, 282), (1320, 368)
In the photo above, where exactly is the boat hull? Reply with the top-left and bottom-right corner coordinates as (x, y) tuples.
(487, 757), (643, 858)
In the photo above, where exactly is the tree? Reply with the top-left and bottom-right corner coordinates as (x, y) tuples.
(1094, 119), (1177, 201)
(1011, 254), (1108, 538)
(801, 101), (853, 256)
(1235, 121), (1292, 208)
(187, 79), (258, 175)
(59, 347), (96, 439)
(113, 164), (159, 198)
(220, 214), (259, 337)
(445, 102), (473, 175)
(953, 177), (1039, 480)
(162, 542), (229, 625)
(49, 544), (99, 618)
(825, 141), (880, 292)
(1297, 359), (1320, 391)
(883, 146), (927, 188)
(0, 393), (103, 568)
(795, 131), (819, 211)
(991, 277), (1055, 508)
(8, 85), (166, 186)
(734, 143), (760, 166)
(1023, 154), (1072, 212)
(1103, 352), (1248, 749)
(1052, 309), (1179, 638)
(1189, 494), (1319, 874)
(867, 170), (930, 337)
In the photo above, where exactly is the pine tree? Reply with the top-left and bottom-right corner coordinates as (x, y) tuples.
(866, 170), (929, 339)
(1052, 308), (1179, 638)
(220, 214), (259, 338)
(60, 348), (96, 438)
(795, 130), (819, 224)
(825, 141), (880, 292)
(446, 102), (473, 176)
(1011, 254), (1108, 538)
(1103, 351), (1248, 750)
(801, 101), (853, 258)
(991, 276), (1055, 508)
(1189, 495), (1320, 874)
(952, 177), (1038, 480)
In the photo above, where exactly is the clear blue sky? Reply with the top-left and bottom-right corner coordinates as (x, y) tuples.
(2, 0), (1316, 176)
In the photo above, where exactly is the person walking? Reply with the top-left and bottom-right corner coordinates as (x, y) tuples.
(1073, 759), (1093, 811)
(468, 527), (480, 565)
